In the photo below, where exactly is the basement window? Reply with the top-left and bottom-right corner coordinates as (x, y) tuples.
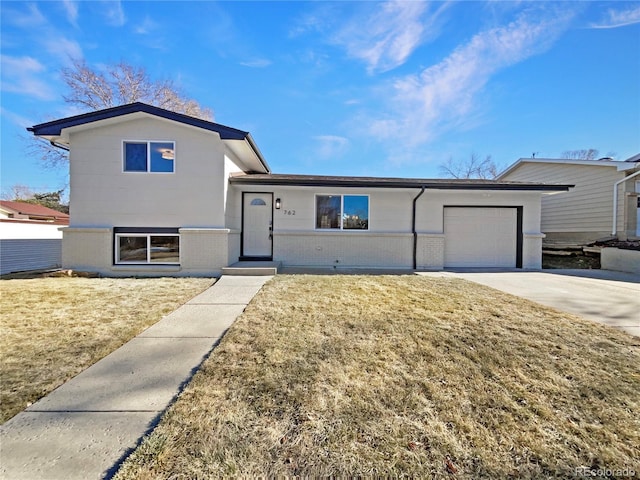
(115, 228), (180, 264)
(316, 195), (369, 230)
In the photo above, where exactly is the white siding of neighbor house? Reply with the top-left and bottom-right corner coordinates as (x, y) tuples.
(500, 162), (625, 240)
(230, 184), (544, 269)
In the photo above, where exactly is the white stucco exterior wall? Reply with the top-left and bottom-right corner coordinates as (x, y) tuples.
(68, 117), (228, 228)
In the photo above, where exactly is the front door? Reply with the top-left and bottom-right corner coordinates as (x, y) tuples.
(242, 193), (273, 258)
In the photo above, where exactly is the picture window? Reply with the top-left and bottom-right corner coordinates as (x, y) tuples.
(316, 195), (369, 230)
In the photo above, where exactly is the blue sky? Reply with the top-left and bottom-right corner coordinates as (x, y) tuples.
(1, 1), (639, 196)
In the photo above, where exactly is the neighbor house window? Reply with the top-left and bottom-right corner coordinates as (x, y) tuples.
(316, 195), (369, 230)
(115, 228), (180, 264)
(123, 141), (175, 173)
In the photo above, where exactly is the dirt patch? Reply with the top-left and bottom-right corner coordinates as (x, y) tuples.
(542, 253), (600, 269)
(593, 239), (640, 251)
(542, 239), (639, 269)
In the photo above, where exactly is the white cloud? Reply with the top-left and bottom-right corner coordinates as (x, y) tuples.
(240, 58), (272, 68)
(45, 37), (83, 65)
(103, 0), (126, 27)
(0, 55), (43, 73)
(135, 15), (159, 34)
(289, 3), (339, 37)
(366, 8), (575, 146)
(332, 0), (449, 74)
(590, 6), (640, 29)
(4, 3), (46, 27)
(313, 135), (350, 158)
(0, 55), (56, 100)
(62, 0), (79, 27)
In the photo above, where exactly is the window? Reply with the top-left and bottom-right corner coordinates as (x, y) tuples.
(316, 195), (369, 230)
(124, 141), (175, 173)
(115, 229), (180, 264)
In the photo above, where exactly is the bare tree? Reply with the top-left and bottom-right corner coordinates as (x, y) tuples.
(61, 59), (213, 118)
(31, 59), (213, 168)
(1, 184), (37, 201)
(439, 153), (501, 180)
(561, 149), (599, 160)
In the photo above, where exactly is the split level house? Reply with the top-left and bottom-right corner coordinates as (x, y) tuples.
(498, 155), (640, 246)
(28, 103), (571, 276)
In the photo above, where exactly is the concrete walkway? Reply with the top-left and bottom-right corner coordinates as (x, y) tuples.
(0, 276), (271, 480)
(419, 269), (640, 337)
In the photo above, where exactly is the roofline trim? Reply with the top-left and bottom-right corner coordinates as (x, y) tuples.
(229, 175), (572, 192)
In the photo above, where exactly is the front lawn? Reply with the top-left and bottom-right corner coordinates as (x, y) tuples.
(115, 275), (640, 479)
(0, 276), (214, 423)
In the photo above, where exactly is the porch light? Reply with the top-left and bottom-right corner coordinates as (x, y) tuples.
(275, 198), (281, 209)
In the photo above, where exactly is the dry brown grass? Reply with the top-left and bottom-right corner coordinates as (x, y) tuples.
(115, 275), (640, 479)
(0, 276), (213, 423)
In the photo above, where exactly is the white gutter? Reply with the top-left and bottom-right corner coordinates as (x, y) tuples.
(612, 170), (640, 235)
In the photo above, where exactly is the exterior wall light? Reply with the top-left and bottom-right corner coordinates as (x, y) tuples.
(275, 198), (281, 209)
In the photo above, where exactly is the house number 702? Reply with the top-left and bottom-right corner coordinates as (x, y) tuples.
(283, 210), (296, 215)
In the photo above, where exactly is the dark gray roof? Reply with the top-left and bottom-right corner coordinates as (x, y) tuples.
(229, 173), (572, 191)
(28, 102), (248, 139)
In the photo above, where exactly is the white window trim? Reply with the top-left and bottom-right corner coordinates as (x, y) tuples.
(314, 194), (370, 231)
(115, 233), (180, 264)
(122, 140), (176, 174)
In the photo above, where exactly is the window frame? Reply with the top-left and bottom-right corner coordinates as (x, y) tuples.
(314, 194), (370, 231)
(122, 140), (176, 174)
(114, 231), (180, 265)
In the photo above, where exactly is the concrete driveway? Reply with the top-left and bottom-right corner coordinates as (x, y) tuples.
(419, 269), (640, 338)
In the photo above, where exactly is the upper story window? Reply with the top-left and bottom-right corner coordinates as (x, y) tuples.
(316, 195), (369, 230)
(123, 141), (175, 173)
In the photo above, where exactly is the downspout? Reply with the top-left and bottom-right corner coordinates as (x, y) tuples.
(50, 140), (70, 151)
(412, 186), (426, 270)
(612, 170), (640, 235)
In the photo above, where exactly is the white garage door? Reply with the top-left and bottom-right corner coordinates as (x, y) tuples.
(444, 207), (517, 268)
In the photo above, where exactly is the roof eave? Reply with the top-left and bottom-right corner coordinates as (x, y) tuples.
(245, 133), (270, 173)
(229, 175), (572, 192)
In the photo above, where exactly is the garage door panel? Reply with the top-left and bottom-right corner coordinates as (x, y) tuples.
(444, 207), (517, 268)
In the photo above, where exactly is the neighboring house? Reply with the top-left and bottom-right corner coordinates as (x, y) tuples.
(28, 103), (570, 276)
(0, 201), (70, 275)
(497, 156), (640, 245)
